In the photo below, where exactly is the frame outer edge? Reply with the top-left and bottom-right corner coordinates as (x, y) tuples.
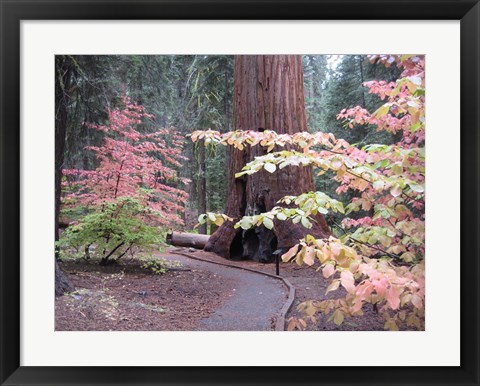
(1, 0), (479, 385)
(460, 1), (480, 383)
(460, 1), (480, 384)
(461, 3), (480, 385)
(0, 1), (21, 386)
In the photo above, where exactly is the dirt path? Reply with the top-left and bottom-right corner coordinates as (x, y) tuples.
(170, 248), (389, 331)
(165, 254), (288, 331)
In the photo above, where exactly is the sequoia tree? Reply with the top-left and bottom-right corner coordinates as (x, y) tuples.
(204, 55), (330, 262)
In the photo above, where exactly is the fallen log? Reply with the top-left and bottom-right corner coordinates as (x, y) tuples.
(166, 231), (210, 249)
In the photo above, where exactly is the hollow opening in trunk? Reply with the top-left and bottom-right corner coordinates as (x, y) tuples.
(253, 227), (278, 263)
(229, 228), (278, 263)
(243, 229), (260, 259)
(230, 231), (245, 261)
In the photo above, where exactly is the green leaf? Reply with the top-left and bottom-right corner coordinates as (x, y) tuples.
(301, 217), (312, 229)
(374, 159), (389, 169)
(276, 212), (287, 221)
(263, 217), (274, 230)
(238, 218), (253, 230)
(317, 206), (328, 214)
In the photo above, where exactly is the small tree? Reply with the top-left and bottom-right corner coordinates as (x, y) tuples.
(60, 95), (189, 264)
(193, 55), (425, 330)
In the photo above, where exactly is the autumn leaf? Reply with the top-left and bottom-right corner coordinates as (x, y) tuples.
(386, 286), (400, 310)
(322, 264), (335, 278)
(340, 270), (356, 294)
(281, 245), (299, 262)
(333, 309), (344, 326)
(411, 293), (423, 309)
(390, 184), (402, 197)
(325, 279), (340, 295)
(303, 246), (316, 266)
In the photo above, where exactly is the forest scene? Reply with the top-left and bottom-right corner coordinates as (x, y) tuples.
(55, 54), (425, 331)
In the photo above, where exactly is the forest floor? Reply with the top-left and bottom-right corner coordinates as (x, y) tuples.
(55, 252), (287, 331)
(55, 257), (236, 331)
(56, 247), (392, 331)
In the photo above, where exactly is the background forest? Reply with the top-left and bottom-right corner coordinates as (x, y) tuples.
(57, 54), (401, 230)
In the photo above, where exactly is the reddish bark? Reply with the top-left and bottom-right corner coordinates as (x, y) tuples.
(205, 55), (330, 262)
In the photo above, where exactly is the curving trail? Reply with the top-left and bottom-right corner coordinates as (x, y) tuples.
(164, 254), (288, 331)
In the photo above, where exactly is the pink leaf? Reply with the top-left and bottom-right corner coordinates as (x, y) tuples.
(386, 286), (400, 310)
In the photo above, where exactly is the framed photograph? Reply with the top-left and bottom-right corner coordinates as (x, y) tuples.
(1, 0), (478, 385)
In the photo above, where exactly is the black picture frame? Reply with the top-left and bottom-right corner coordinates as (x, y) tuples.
(1, 1), (479, 385)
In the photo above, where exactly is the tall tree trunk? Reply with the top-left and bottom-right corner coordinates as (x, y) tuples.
(196, 139), (207, 234)
(55, 56), (75, 295)
(357, 56), (366, 109)
(205, 55), (330, 262)
(356, 56), (370, 147)
(224, 67), (230, 131)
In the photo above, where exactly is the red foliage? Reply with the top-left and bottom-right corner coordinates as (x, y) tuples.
(63, 95), (189, 228)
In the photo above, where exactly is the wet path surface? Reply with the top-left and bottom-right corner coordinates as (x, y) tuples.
(164, 254), (288, 331)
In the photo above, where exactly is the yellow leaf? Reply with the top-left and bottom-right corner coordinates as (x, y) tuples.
(303, 246), (315, 266)
(373, 104), (390, 118)
(333, 309), (344, 326)
(325, 279), (340, 295)
(281, 245), (299, 262)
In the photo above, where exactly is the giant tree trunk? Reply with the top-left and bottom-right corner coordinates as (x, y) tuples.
(205, 55), (330, 262)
